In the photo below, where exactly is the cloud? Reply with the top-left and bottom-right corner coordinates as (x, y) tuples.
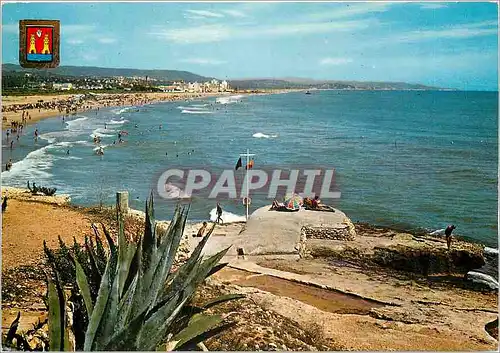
(1, 24), (18, 34)
(320, 57), (353, 65)
(420, 3), (447, 10)
(149, 19), (375, 44)
(67, 39), (84, 45)
(185, 9), (224, 18)
(181, 58), (227, 65)
(98, 38), (117, 44)
(61, 24), (96, 35)
(394, 21), (497, 42)
(309, 2), (394, 21)
(222, 9), (247, 18)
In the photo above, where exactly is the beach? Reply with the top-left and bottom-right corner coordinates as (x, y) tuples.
(1, 91), (236, 130)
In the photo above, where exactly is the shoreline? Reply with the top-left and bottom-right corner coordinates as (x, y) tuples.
(2, 186), (496, 252)
(1, 89), (302, 131)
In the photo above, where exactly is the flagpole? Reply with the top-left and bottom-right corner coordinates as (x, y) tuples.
(246, 148), (249, 221)
(239, 149), (255, 222)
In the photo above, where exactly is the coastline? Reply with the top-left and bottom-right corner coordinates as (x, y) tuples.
(2, 187), (497, 350)
(1, 89), (301, 131)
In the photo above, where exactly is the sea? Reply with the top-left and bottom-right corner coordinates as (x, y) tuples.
(2, 90), (498, 247)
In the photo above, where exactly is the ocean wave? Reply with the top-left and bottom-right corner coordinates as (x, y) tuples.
(191, 103), (210, 108)
(253, 132), (278, 139)
(429, 228), (445, 236)
(181, 109), (213, 115)
(111, 107), (132, 115)
(1, 144), (54, 182)
(209, 208), (246, 223)
(216, 95), (244, 105)
(55, 155), (83, 160)
(90, 129), (115, 138)
(484, 247), (499, 255)
(39, 130), (83, 143)
(65, 116), (89, 130)
(177, 106), (208, 111)
(108, 118), (129, 125)
(163, 183), (191, 199)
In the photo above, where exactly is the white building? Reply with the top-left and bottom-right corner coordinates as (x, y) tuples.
(53, 83), (73, 91)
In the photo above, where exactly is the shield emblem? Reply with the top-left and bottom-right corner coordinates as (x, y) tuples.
(19, 19), (60, 68)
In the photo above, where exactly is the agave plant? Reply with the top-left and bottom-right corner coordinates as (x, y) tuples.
(44, 193), (243, 351)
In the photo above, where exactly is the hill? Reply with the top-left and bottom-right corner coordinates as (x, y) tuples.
(2, 64), (212, 83)
(2, 64), (446, 90)
(228, 77), (444, 90)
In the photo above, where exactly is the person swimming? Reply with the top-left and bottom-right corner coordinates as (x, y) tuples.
(6, 159), (13, 171)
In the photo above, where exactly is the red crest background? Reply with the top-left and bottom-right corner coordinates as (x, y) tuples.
(26, 26), (53, 54)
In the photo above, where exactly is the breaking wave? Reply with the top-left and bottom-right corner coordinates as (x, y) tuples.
(181, 109), (213, 115)
(216, 95), (244, 105)
(209, 208), (246, 223)
(253, 132), (278, 139)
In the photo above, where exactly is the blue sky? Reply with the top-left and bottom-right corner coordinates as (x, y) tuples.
(2, 1), (498, 90)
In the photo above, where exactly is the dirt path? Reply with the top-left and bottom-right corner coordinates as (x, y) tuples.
(1, 199), (94, 271)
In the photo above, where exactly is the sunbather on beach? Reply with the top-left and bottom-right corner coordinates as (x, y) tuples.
(270, 199), (286, 210)
(196, 222), (208, 237)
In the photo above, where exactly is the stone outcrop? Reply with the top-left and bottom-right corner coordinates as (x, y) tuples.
(195, 206), (356, 257)
(301, 219), (356, 241)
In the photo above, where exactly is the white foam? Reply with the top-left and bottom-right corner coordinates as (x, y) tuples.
(429, 228), (445, 236)
(108, 119), (129, 125)
(216, 95), (244, 105)
(209, 208), (246, 223)
(164, 183), (191, 199)
(65, 116), (88, 130)
(466, 271), (498, 290)
(484, 247), (499, 255)
(1, 145), (54, 182)
(253, 132), (278, 139)
(191, 103), (210, 108)
(181, 109), (213, 115)
(177, 106), (207, 111)
(111, 107), (132, 115)
(91, 128), (114, 138)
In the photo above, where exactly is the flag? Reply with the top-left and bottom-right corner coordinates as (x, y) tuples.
(235, 157), (242, 170)
(246, 159), (254, 170)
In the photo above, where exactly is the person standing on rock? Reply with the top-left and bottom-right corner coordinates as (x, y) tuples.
(445, 225), (456, 250)
(216, 202), (223, 224)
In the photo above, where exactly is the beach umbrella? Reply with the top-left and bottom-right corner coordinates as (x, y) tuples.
(284, 194), (303, 211)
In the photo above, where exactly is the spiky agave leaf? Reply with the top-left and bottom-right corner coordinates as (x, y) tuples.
(47, 270), (67, 351)
(74, 194), (242, 351)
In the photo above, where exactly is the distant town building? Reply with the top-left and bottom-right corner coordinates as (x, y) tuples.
(53, 83), (73, 91)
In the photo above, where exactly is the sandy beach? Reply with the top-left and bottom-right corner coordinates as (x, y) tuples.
(1, 91), (230, 130)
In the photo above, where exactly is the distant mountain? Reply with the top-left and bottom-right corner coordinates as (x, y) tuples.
(2, 64), (446, 90)
(228, 77), (445, 91)
(2, 64), (213, 83)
